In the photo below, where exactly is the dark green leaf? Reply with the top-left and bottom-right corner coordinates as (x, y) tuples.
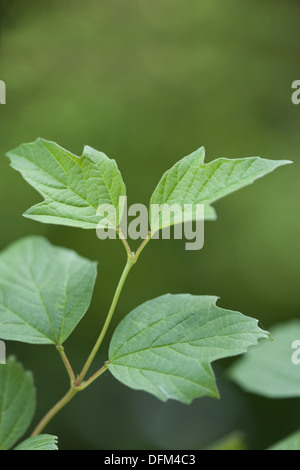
(0, 356), (36, 450)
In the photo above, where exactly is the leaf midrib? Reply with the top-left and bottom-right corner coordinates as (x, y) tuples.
(111, 319), (262, 362)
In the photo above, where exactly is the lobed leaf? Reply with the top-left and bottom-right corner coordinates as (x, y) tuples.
(150, 147), (291, 232)
(108, 294), (270, 404)
(0, 236), (97, 345)
(6, 138), (126, 229)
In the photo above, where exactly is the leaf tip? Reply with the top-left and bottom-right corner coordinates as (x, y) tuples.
(273, 159), (293, 168)
(192, 146), (206, 164)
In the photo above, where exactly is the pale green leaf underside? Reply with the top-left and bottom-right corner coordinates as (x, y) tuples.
(108, 294), (269, 404)
(14, 434), (58, 450)
(229, 320), (300, 398)
(6, 138), (126, 229)
(0, 236), (97, 345)
(150, 147), (290, 231)
(268, 430), (300, 451)
(0, 356), (36, 450)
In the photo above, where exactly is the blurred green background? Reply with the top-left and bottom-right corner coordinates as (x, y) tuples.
(0, 0), (299, 450)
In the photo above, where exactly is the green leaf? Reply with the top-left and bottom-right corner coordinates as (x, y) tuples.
(150, 147), (291, 232)
(0, 356), (36, 450)
(6, 138), (126, 229)
(14, 434), (58, 450)
(229, 320), (300, 398)
(207, 432), (247, 450)
(268, 430), (300, 451)
(108, 294), (270, 404)
(0, 236), (97, 345)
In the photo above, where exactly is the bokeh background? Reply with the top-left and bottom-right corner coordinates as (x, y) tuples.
(0, 0), (299, 450)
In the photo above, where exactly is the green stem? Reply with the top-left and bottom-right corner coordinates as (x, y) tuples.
(116, 227), (132, 256)
(31, 388), (77, 437)
(31, 234), (152, 436)
(133, 231), (152, 263)
(75, 363), (108, 391)
(56, 345), (76, 384)
(76, 256), (135, 384)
